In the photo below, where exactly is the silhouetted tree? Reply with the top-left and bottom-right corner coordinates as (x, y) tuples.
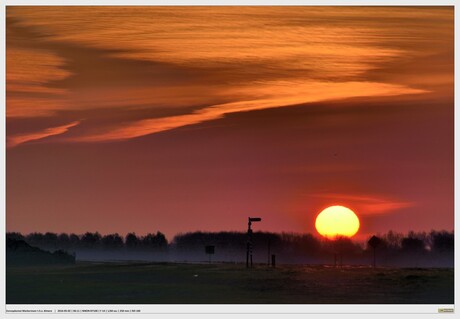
(430, 230), (454, 253)
(26, 232), (45, 248)
(44, 232), (58, 246)
(291, 233), (320, 255)
(142, 232), (168, 250)
(381, 230), (403, 251)
(69, 233), (80, 247)
(80, 232), (102, 248)
(57, 233), (70, 249)
(6, 232), (25, 241)
(401, 236), (425, 253)
(155, 231), (168, 248)
(101, 233), (124, 249)
(125, 232), (140, 249)
(332, 236), (359, 255)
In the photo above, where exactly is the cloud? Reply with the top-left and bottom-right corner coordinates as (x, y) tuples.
(6, 41), (71, 118)
(5, 7), (449, 144)
(7, 121), (80, 148)
(70, 81), (426, 142)
(309, 192), (415, 215)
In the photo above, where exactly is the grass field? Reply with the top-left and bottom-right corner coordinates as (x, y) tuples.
(6, 262), (454, 304)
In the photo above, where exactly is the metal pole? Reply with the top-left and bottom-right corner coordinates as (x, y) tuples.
(246, 219), (251, 268)
(246, 217), (261, 269)
(267, 238), (271, 266)
(246, 242), (249, 268)
(373, 247), (376, 269)
(249, 228), (253, 268)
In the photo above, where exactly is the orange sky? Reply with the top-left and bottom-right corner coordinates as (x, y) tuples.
(6, 6), (454, 240)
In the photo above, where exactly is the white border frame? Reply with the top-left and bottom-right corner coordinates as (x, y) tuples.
(1, 1), (457, 318)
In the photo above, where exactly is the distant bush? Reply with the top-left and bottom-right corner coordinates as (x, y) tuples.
(431, 230), (454, 253)
(6, 238), (75, 266)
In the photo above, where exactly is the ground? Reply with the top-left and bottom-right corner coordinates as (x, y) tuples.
(6, 262), (454, 304)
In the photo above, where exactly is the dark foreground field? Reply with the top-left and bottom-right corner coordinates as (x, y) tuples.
(7, 262), (454, 304)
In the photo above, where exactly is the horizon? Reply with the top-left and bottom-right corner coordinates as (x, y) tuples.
(7, 228), (455, 245)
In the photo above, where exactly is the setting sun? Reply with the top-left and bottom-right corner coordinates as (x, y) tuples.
(315, 206), (360, 238)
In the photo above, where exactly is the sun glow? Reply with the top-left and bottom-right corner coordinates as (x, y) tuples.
(315, 205), (360, 238)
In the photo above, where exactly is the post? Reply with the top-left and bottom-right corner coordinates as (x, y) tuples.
(249, 228), (253, 268)
(271, 254), (276, 268)
(246, 219), (252, 268)
(246, 217), (261, 268)
(205, 245), (215, 264)
(368, 236), (381, 269)
(267, 238), (271, 266)
(246, 242), (250, 268)
(373, 247), (376, 269)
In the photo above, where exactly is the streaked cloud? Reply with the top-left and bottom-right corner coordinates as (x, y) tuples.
(6, 6), (452, 144)
(6, 46), (71, 118)
(309, 193), (415, 215)
(7, 121), (80, 147)
(70, 81), (426, 142)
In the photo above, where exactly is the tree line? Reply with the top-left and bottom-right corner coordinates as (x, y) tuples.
(171, 230), (453, 266)
(6, 229), (453, 261)
(6, 231), (168, 251)
(171, 230), (453, 255)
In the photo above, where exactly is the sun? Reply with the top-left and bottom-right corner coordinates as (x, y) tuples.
(315, 205), (360, 238)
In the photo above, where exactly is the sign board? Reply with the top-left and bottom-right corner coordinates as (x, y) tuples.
(368, 235), (382, 249)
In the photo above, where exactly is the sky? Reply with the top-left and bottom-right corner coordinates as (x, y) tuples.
(6, 6), (454, 241)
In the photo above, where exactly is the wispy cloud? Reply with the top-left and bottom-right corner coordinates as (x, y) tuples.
(6, 6), (451, 144)
(70, 81), (426, 142)
(8, 121), (80, 148)
(309, 192), (415, 215)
